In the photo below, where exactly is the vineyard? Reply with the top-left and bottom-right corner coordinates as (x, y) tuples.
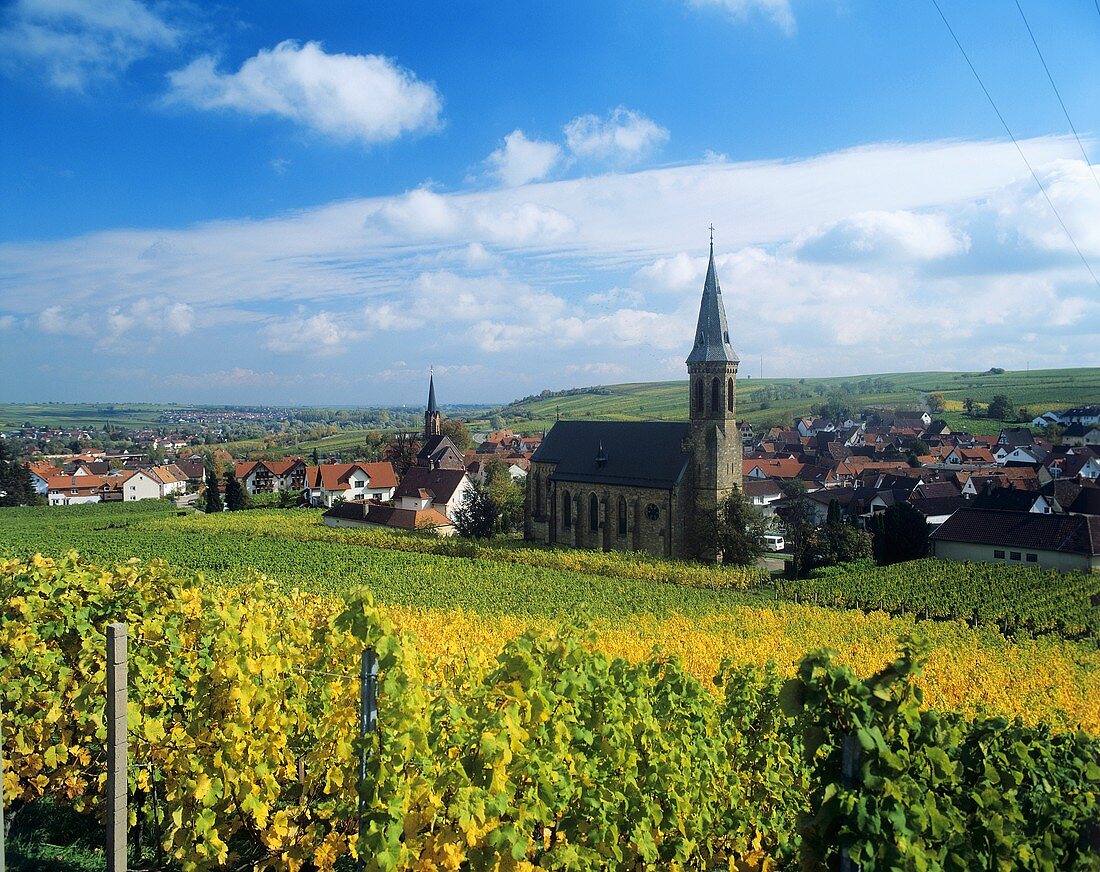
(777, 559), (1100, 640)
(0, 503), (1097, 734)
(3, 553), (1098, 870)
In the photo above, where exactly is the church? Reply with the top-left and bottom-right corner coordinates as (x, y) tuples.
(524, 238), (742, 559)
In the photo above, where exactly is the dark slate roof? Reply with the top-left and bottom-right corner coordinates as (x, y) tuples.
(1068, 486), (1100, 516)
(972, 490), (1044, 513)
(685, 243), (738, 365)
(931, 508), (1100, 555)
(322, 501), (366, 521)
(416, 434), (462, 465)
(909, 495), (968, 519)
(532, 420), (692, 489)
(394, 466), (467, 504)
(426, 372), (438, 414)
(998, 427), (1035, 447)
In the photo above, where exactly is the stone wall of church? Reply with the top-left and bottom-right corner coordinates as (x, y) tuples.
(526, 463), (694, 558)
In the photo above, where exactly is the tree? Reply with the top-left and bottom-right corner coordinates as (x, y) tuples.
(987, 394), (1015, 421)
(776, 481), (816, 579)
(926, 392), (946, 414)
(817, 393), (853, 422)
(0, 442), (36, 507)
(964, 397), (976, 416)
(452, 481), (498, 539)
(867, 502), (928, 565)
(441, 418), (473, 451)
(311, 447), (320, 466)
(484, 459), (524, 533)
(204, 464), (223, 513)
(694, 489), (767, 565)
(383, 433), (422, 476)
(224, 471), (247, 511)
(810, 509), (873, 570)
(361, 430), (389, 462)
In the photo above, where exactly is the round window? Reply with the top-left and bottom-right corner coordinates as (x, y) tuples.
(645, 503), (660, 521)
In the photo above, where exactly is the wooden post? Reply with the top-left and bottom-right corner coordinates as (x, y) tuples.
(839, 732), (861, 872)
(358, 646), (378, 871)
(106, 623), (127, 872)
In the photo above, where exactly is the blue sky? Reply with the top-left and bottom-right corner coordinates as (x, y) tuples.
(1, 0), (1099, 406)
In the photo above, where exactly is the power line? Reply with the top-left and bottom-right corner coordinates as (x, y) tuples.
(928, 0), (1100, 290)
(1013, 0), (1100, 194)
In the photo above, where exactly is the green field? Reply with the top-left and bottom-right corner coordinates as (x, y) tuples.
(491, 367), (1100, 432)
(0, 402), (195, 429)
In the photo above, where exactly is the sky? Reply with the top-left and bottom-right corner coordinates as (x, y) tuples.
(1, 0), (1099, 407)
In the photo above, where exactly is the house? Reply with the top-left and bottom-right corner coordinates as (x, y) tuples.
(1031, 412), (1062, 428)
(908, 495), (967, 529)
(46, 474), (125, 505)
(1061, 424), (1100, 448)
(743, 479), (784, 516)
(997, 427), (1034, 447)
(961, 468), (1040, 497)
(26, 461), (62, 495)
(120, 470), (166, 501)
(144, 465), (190, 497)
(1061, 405), (1100, 427)
(467, 456), (528, 485)
(322, 500), (455, 535)
(1045, 451), (1100, 481)
(995, 445), (1048, 466)
(235, 458), (307, 494)
(930, 508), (1100, 572)
(394, 466), (471, 519)
(304, 462), (398, 507)
(971, 489), (1058, 514)
(744, 458), (806, 482)
(945, 447), (997, 466)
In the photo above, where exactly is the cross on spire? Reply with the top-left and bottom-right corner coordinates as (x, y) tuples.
(709, 223), (714, 251)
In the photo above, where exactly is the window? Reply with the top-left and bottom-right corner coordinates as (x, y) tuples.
(562, 491), (571, 527)
(1009, 551), (1021, 561)
(618, 497), (627, 536)
(727, 378), (734, 413)
(711, 377), (720, 413)
(534, 473), (542, 515)
(646, 503), (660, 521)
(694, 379), (703, 414)
(589, 494), (599, 532)
(1026, 553), (1038, 563)
(993, 550), (1005, 559)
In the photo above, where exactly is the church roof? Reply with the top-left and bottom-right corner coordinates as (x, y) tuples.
(532, 420), (692, 489)
(685, 240), (739, 365)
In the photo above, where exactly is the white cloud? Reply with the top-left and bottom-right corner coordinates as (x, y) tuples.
(487, 130), (562, 186)
(262, 310), (362, 355)
(564, 107), (669, 163)
(565, 362), (626, 377)
(165, 40), (441, 145)
(791, 210), (969, 263)
(0, 0), (180, 90)
(162, 368), (282, 388)
(991, 160), (1100, 257)
(690, 0), (796, 34)
(0, 315), (14, 331)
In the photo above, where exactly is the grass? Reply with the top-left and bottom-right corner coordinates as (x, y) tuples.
(491, 367), (1100, 431)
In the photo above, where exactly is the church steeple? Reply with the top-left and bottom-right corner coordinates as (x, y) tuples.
(424, 369), (441, 438)
(686, 227), (739, 366)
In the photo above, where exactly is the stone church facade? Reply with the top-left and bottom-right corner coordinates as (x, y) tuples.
(524, 240), (742, 559)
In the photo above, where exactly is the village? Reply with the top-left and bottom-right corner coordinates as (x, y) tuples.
(10, 390), (1099, 573)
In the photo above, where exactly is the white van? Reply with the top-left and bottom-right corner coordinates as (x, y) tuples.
(763, 533), (785, 552)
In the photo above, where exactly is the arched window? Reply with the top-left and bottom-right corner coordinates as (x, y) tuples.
(711, 377), (720, 413)
(534, 472), (542, 515)
(589, 493), (599, 532)
(618, 497), (627, 536)
(562, 491), (571, 527)
(694, 379), (703, 414)
(727, 378), (734, 413)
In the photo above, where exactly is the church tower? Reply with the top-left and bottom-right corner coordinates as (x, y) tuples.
(424, 370), (442, 438)
(687, 230), (742, 514)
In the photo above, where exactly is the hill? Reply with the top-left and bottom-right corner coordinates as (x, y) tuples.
(491, 367), (1100, 435)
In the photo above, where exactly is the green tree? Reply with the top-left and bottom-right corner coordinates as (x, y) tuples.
(810, 508), (873, 570)
(964, 397), (976, 416)
(361, 430), (389, 462)
(867, 502), (928, 565)
(452, 480), (498, 539)
(224, 471), (248, 511)
(0, 442), (36, 507)
(817, 393), (853, 422)
(441, 418), (473, 451)
(311, 447), (320, 466)
(987, 394), (1015, 420)
(926, 392), (946, 414)
(383, 433), (422, 476)
(204, 464), (223, 514)
(484, 459), (524, 533)
(777, 481), (815, 579)
(706, 489), (768, 565)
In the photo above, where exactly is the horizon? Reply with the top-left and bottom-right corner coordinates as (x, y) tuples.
(2, 1), (1099, 405)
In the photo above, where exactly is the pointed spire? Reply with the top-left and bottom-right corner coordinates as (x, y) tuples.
(686, 228), (739, 365)
(426, 367), (438, 414)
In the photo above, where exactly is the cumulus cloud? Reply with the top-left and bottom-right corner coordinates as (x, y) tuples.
(791, 210), (970, 263)
(564, 107), (669, 163)
(690, 0), (796, 34)
(262, 310), (363, 355)
(0, 0), (180, 90)
(37, 298), (194, 350)
(487, 130), (562, 186)
(165, 40), (441, 145)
